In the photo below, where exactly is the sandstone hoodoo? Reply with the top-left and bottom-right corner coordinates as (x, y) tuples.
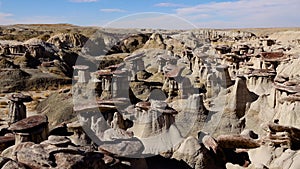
(73, 65), (90, 83)
(6, 93), (33, 125)
(0, 24), (300, 169)
(8, 115), (49, 145)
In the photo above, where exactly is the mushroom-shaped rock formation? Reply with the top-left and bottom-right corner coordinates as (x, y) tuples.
(246, 69), (277, 95)
(8, 115), (49, 145)
(124, 53), (145, 82)
(7, 93), (33, 125)
(73, 65), (90, 83)
(6, 93), (33, 102)
(130, 100), (178, 138)
(261, 122), (300, 150)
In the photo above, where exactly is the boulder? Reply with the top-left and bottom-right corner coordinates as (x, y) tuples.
(36, 92), (74, 129)
(172, 136), (226, 169)
(98, 137), (144, 157)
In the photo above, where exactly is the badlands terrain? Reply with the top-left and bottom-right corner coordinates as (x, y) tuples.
(0, 24), (299, 169)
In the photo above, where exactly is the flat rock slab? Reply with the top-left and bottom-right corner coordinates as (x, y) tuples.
(6, 93), (33, 102)
(8, 115), (48, 132)
(217, 135), (260, 149)
(0, 135), (15, 144)
(0, 135), (15, 151)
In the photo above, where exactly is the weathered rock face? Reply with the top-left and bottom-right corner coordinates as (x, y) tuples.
(271, 57), (300, 128)
(47, 33), (88, 49)
(172, 133), (257, 169)
(170, 94), (208, 137)
(235, 123), (300, 169)
(143, 33), (166, 50)
(108, 33), (151, 54)
(226, 76), (258, 119)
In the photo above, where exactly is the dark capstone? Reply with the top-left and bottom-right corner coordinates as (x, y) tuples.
(8, 115), (48, 132)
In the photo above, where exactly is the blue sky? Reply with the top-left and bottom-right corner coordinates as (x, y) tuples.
(0, 0), (299, 29)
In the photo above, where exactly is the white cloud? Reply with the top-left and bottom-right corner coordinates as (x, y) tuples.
(175, 0), (300, 28)
(100, 8), (126, 13)
(154, 3), (185, 7)
(69, 0), (97, 3)
(102, 13), (196, 30)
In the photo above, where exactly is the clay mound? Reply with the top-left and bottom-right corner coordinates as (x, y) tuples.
(0, 69), (31, 92)
(0, 68), (29, 79)
(269, 31), (300, 44)
(36, 92), (75, 129)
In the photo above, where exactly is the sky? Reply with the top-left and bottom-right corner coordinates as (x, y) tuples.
(0, 0), (299, 29)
